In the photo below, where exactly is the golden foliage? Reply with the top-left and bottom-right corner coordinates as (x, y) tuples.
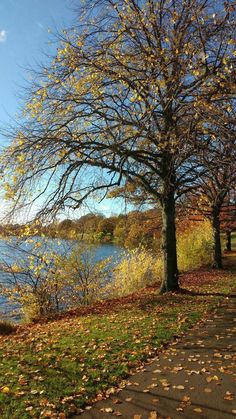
(113, 248), (162, 296)
(177, 220), (213, 271)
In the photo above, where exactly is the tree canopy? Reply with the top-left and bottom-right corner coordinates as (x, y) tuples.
(2, 0), (236, 291)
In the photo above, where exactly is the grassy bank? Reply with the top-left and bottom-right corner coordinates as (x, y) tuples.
(0, 256), (235, 418)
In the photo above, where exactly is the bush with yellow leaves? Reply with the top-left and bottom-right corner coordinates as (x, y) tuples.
(112, 220), (213, 296)
(55, 243), (112, 306)
(112, 247), (162, 296)
(177, 220), (213, 271)
(1, 240), (112, 321)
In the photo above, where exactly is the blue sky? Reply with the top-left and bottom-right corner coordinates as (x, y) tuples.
(0, 0), (130, 219)
(0, 0), (75, 127)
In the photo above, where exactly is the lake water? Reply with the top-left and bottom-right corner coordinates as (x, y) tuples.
(0, 238), (123, 322)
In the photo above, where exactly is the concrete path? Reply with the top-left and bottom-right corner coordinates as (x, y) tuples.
(78, 294), (236, 419)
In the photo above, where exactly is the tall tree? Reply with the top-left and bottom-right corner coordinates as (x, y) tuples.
(221, 201), (236, 252)
(186, 103), (236, 268)
(2, 0), (235, 292)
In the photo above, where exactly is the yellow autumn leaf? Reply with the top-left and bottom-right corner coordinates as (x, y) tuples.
(158, 79), (165, 88)
(1, 386), (10, 393)
(149, 412), (158, 419)
(193, 408), (203, 413)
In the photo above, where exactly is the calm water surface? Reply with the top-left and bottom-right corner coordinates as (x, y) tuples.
(0, 238), (123, 322)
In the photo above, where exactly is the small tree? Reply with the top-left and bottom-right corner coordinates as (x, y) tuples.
(0, 245), (63, 320)
(0, 240), (111, 320)
(56, 243), (111, 305)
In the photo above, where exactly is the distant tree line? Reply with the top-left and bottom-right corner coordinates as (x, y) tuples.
(0, 208), (162, 249)
(1, 201), (235, 254)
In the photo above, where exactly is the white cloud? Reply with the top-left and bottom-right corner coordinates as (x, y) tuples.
(0, 30), (7, 43)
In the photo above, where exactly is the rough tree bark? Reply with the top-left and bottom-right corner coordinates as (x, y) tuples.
(212, 206), (223, 269)
(160, 177), (179, 293)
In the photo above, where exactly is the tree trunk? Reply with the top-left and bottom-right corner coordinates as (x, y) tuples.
(226, 231), (232, 252)
(160, 186), (179, 293)
(212, 207), (223, 269)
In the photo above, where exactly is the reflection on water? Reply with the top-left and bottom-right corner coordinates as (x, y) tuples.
(0, 238), (122, 322)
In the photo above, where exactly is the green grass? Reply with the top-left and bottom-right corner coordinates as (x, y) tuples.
(0, 263), (235, 418)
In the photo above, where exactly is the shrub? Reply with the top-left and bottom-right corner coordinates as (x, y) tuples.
(57, 243), (111, 306)
(2, 253), (65, 322)
(1, 241), (111, 321)
(177, 220), (213, 271)
(113, 247), (162, 296)
(113, 220), (213, 297)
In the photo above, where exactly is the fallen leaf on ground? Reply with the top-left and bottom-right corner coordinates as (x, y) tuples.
(30, 390), (38, 395)
(148, 383), (158, 389)
(1, 387), (10, 393)
(25, 407), (34, 412)
(100, 407), (114, 413)
(224, 395), (234, 401)
(160, 379), (170, 387)
(206, 375), (219, 383)
(105, 408), (114, 413)
(149, 412), (158, 419)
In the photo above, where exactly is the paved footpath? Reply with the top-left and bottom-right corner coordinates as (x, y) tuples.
(78, 294), (236, 419)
